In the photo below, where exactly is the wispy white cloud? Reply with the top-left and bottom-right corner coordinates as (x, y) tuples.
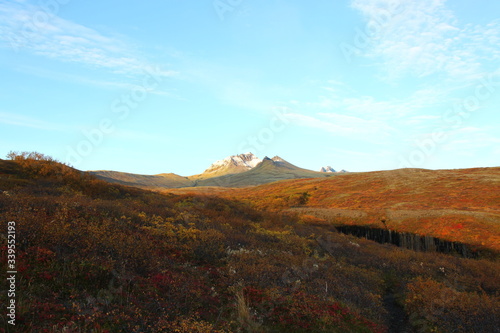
(328, 146), (386, 157)
(293, 80), (449, 122)
(286, 111), (395, 143)
(0, 1), (176, 79)
(93, 127), (173, 144)
(350, 0), (500, 82)
(403, 126), (500, 159)
(285, 0), (500, 144)
(0, 111), (66, 131)
(277, 71), (499, 151)
(403, 115), (441, 126)
(442, 126), (500, 151)
(179, 58), (276, 113)
(13, 65), (182, 100)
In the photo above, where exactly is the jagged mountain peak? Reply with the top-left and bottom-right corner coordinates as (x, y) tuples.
(320, 166), (348, 173)
(198, 153), (262, 178)
(206, 153), (261, 170)
(320, 166), (336, 173)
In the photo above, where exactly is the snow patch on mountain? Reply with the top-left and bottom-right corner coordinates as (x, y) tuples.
(204, 153), (262, 173)
(320, 166), (348, 173)
(320, 166), (336, 173)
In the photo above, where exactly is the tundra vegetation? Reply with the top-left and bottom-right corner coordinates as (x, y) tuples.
(0, 152), (498, 332)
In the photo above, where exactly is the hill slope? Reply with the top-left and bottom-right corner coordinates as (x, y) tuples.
(228, 167), (500, 251)
(89, 170), (193, 189)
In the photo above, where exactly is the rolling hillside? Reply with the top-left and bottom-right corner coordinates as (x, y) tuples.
(228, 167), (500, 252)
(89, 170), (193, 189)
(1, 154), (499, 332)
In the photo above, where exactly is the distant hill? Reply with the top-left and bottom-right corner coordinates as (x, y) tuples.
(89, 170), (193, 189)
(90, 154), (336, 189)
(196, 156), (333, 187)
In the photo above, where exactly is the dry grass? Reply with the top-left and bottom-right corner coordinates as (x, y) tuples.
(235, 290), (262, 333)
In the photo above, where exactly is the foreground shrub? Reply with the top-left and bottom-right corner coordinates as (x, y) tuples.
(405, 277), (500, 333)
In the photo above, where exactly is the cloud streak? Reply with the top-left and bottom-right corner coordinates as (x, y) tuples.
(350, 0), (500, 81)
(0, 111), (66, 131)
(0, 1), (176, 79)
(286, 111), (395, 143)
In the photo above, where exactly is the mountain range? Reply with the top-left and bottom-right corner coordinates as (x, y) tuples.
(320, 166), (348, 173)
(90, 153), (343, 190)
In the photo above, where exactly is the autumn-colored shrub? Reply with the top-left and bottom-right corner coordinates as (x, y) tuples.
(405, 277), (500, 333)
(241, 287), (386, 333)
(298, 214), (329, 225)
(157, 315), (230, 332)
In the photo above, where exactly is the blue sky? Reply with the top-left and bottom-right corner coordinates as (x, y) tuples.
(1, 0), (499, 176)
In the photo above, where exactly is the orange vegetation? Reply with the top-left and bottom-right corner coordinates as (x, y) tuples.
(227, 168), (500, 251)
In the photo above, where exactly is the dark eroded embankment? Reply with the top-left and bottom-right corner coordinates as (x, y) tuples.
(335, 225), (479, 258)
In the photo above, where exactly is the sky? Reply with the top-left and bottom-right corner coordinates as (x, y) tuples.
(0, 0), (499, 176)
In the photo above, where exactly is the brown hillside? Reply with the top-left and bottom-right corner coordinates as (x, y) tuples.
(90, 170), (193, 189)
